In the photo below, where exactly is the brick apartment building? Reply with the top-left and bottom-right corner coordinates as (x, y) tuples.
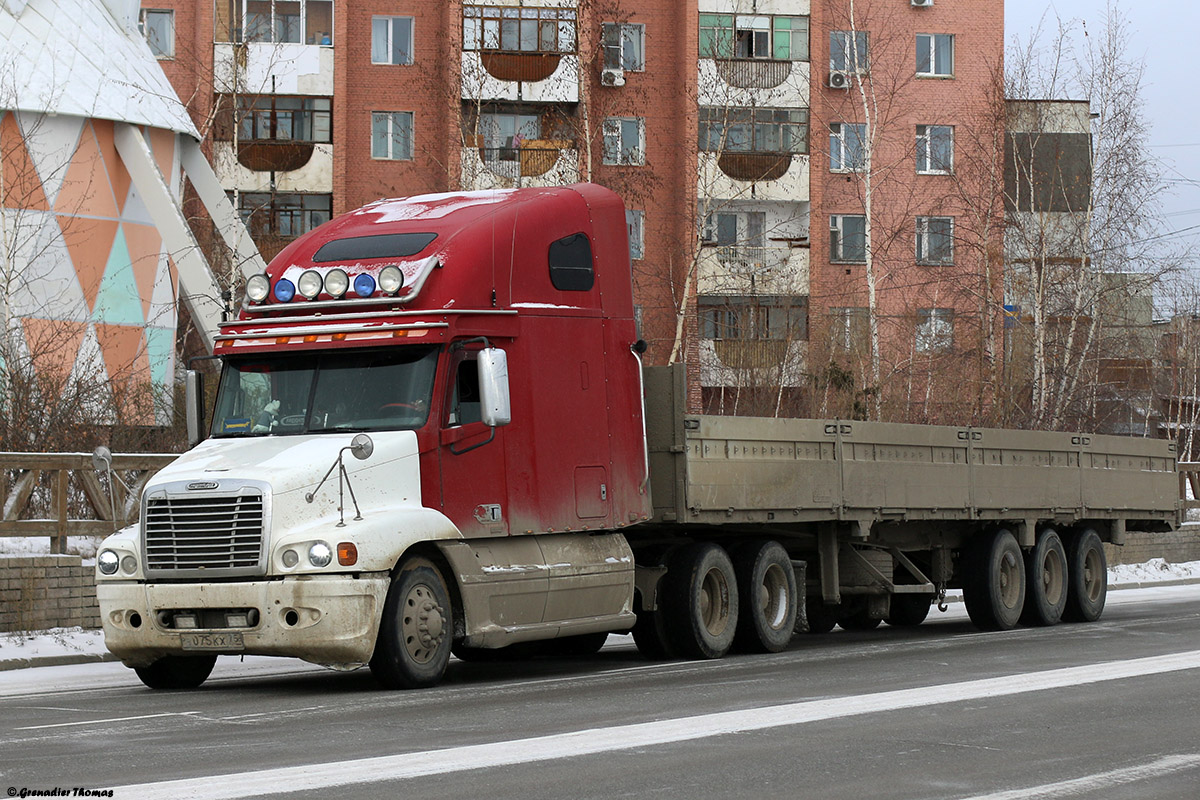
(138, 0), (1005, 418)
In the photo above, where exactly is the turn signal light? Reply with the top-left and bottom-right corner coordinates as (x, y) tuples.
(337, 542), (358, 566)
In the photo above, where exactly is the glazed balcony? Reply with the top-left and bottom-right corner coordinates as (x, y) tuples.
(461, 51), (580, 103)
(214, 43), (334, 96)
(698, 151), (809, 201)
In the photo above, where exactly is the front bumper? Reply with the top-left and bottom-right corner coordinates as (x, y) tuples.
(97, 573), (390, 669)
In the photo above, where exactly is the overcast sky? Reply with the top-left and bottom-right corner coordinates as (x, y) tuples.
(1004, 0), (1200, 273)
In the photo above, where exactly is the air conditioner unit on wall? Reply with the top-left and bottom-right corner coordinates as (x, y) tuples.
(912, 0), (933, 7)
(828, 71), (851, 89)
(600, 68), (625, 87)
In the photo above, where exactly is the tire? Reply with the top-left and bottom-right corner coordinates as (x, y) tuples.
(732, 541), (797, 653)
(370, 558), (454, 689)
(962, 529), (1026, 631)
(1021, 529), (1068, 626)
(838, 607), (882, 631)
(804, 601), (839, 634)
(886, 594), (933, 627)
(1063, 529), (1108, 623)
(662, 543), (738, 659)
(134, 654), (217, 690)
(632, 606), (677, 660)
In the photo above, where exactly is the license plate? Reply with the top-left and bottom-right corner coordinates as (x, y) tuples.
(180, 632), (244, 651)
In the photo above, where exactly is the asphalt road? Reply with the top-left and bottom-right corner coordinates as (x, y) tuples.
(2, 585), (1198, 800)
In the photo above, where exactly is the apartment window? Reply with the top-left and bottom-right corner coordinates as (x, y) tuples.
(603, 23), (644, 71)
(371, 112), (413, 160)
(916, 308), (954, 353)
(602, 117), (644, 165)
(479, 112), (540, 162)
(626, 209), (644, 260)
(703, 211), (765, 247)
(236, 96), (332, 142)
(372, 16), (412, 64)
(237, 192), (332, 238)
(139, 9), (174, 58)
(698, 14), (808, 61)
(224, 0), (334, 45)
(830, 307), (869, 353)
(462, 5), (577, 53)
(916, 216), (954, 264)
(829, 123), (866, 171)
(830, 214), (866, 263)
(830, 30), (868, 73)
(699, 295), (808, 341)
(916, 125), (953, 174)
(699, 108), (808, 154)
(917, 33), (953, 76)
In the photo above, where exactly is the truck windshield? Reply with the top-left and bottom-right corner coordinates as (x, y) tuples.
(210, 346), (439, 437)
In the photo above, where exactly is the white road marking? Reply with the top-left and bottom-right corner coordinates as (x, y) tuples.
(958, 753), (1200, 799)
(113, 649), (1200, 800)
(16, 712), (198, 731)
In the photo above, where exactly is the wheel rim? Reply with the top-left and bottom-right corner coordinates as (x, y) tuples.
(1082, 546), (1103, 603)
(999, 550), (1021, 609)
(1042, 546), (1066, 605)
(760, 563), (789, 630)
(700, 567), (731, 636)
(402, 583), (446, 665)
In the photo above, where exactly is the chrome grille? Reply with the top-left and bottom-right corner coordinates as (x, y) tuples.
(144, 492), (265, 575)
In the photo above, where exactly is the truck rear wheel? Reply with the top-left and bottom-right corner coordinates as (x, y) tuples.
(663, 543), (738, 659)
(963, 529), (1025, 631)
(886, 594), (932, 627)
(1021, 529), (1068, 626)
(134, 654), (217, 690)
(733, 540), (797, 653)
(804, 602), (839, 634)
(370, 558), (453, 689)
(1063, 529), (1107, 622)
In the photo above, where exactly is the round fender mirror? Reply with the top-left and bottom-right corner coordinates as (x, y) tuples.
(350, 433), (374, 461)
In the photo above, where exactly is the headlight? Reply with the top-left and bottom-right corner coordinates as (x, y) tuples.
(353, 273), (376, 298)
(298, 270), (323, 299)
(98, 549), (119, 575)
(120, 555), (138, 574)
(273, 278), (296, 302)
(324, 269), (349, 298)
(378, 265), (404, 295)
(282, 549), (300, 568)
(246, 274), (270, 302)
(308, 542), (333, 568)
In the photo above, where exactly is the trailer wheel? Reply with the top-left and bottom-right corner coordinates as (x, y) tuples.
(134, 654), (217, 690)
(838, 607), (882, 631)
(1063, 529), (1107, 622)
(1021, 529), (1068, 626)
(804, 602), (839, 634)
(886, 594), (933, 627)
(732, 541), (797, 653)
(370, 558), (453, 689)
(663, 543), (738, 659)
(963, 529), (1025, 630)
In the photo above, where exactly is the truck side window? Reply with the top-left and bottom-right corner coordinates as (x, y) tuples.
(548, 232), (595, 291)
(448, 357), (482, 427)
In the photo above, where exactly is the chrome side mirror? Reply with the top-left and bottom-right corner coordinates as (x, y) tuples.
(185, 370), (205, 448)
(478, 348), (511, 427)
(350, 433), (374, 460)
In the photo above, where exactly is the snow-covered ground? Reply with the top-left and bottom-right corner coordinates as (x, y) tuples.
(2, 559), (1198, 671)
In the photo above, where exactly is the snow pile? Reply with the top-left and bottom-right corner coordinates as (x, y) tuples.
(0, 535), (104, 562)
(0, 627), (109, 663)
(1111, 558), (1200, 585)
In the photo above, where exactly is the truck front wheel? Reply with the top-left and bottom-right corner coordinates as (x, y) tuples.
(963, 529), (1025, 631)
(134, 654), (217, 690)
(1063, 529), (1107, 622)
(663, 543), (738, 659)
(370, 558), (453, 689)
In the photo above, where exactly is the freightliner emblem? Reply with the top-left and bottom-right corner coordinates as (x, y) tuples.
(187, 481), (220, 490)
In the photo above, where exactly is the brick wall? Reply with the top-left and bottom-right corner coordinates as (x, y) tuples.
(1106, 527), (1200, 567)
(0, 556), (101, 633)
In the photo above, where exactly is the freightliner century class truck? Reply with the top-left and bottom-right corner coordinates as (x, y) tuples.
(94, 184), (1180, 690)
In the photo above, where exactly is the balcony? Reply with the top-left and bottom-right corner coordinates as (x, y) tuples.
(714, 59), (793, 89)
(700, 339), (809, 388)
(699, 246), (808, 295)
(461, 52), (579, 103)
(214, 43), (334, 95)
(697, 58), (809, 108)
(698, 152), (809, 201)
(213, 142), (333, 193)
(461, 143), (580, 190)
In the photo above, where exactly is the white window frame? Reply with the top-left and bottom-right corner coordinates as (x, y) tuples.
(916, 308), (954, 353)
(602, 117), (645, 166)
(916, 216), (954, 264)
(829, 122), (867, 172)
(916, 125), (953, 174)
(139, 9), (175, 59)
(372, 16), (414, 65)
(830, 30), (868, 73)
(371, 111), (414, 160)
(626, 209), (644, 259)
(830, 214), (866, 263)
(603, 23), (645, 71)
(916, 33), (954, 77)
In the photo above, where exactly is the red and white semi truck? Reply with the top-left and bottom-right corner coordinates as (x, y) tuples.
(95, 184), (1179, 690)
